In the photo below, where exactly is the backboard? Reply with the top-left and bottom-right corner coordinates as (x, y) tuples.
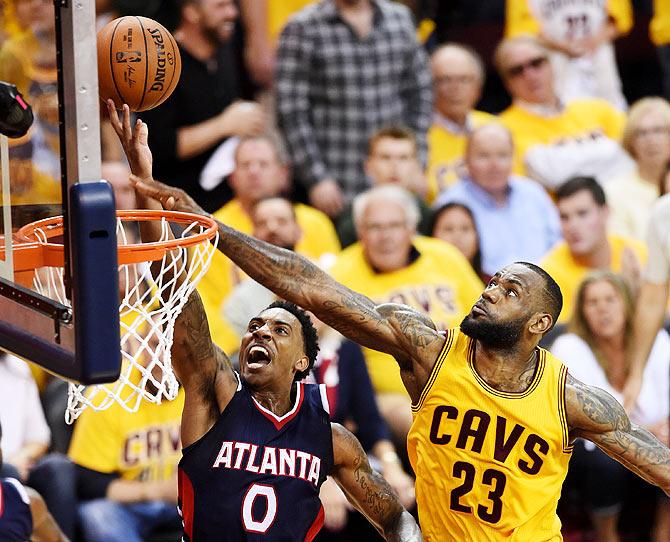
(0, 0), (121, 384)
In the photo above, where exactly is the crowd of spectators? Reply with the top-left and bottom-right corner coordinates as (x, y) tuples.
(3, 0), (670, 540)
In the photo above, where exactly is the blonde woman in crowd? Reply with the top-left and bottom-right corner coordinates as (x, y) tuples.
(551, 271), (670, 542)
(605, 97), (670, 241)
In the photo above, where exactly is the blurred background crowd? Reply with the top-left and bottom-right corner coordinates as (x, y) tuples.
(2, 0), (670, 540)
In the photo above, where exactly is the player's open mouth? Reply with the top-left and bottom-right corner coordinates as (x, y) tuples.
(247, 345), (272, 367)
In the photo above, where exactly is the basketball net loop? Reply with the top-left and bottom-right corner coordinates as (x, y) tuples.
(29, 213), (218, 423)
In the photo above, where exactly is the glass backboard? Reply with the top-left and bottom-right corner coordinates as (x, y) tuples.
(0, 0), (120, 384)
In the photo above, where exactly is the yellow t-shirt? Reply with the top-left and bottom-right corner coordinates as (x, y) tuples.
(329, 236), (483, 394)
(427, 111), (495, 204)
(651, 0), (670, 46)
(505, 0), (633, 39)
(69, 389), (184, 481)
(408, 329), (572, 541)
(198, 199), (341, 353)
(541, 234), (647, 323)
(499, 100), (625, 178)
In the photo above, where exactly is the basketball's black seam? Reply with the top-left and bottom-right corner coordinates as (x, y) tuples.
(151, 29), (179, 110)
(108, 18), (126, 106)
(136, 16), (150, 112)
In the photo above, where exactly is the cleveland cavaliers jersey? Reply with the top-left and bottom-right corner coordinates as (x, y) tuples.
(178, 376), (334, 541)
(407, 329), (573, 541)
(0, 478), (32, 541)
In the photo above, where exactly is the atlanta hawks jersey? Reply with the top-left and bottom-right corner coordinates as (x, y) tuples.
(178, 377), (334, 541)
(407, 329), (572, 541)
(0, 478), (32, 541)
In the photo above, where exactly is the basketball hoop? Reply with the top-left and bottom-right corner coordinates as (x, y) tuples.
(17, 209), (219, 423)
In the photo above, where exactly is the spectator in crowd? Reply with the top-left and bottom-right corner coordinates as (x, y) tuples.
(0, 0), (61, 183)
(430, 202), (486, 282)
(624, 191), (670, 410)
(495, 35), (632, 190)
(7, 136), (60, 206)
(0, 354), (49, 483)
(140, 0), (266, 213)
(505, 0), (631, 110)
(0, 353), (76, 538)
(222, 196), (320, 339)
(541, 176), (646, 324)
(238, 0), (313, 89)
(102, 161), (137, 210)
(605, 97), (670, 241)
(276, 0), (433, 218)
(69, 376), (184, 541)
(336, 126), (431, 247)
(652, 0), (670, 100)
(434, 123), (561, 277)
(198, 135), (340, 353)
(329, 185), (482, 442)
(551, 271), (670, 542)
(427, 43), (494, 202)
(0, 422), (69, 542)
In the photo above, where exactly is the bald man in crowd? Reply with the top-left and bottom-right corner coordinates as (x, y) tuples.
(427, 43), (494, 202)
(434, 123), (560, 277)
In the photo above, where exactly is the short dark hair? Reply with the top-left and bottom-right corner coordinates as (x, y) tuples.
(555, 176), (606, 206)
(367, 125), (417, 158)
(266, 300), (319, 381)
(516, 262), (563, 331)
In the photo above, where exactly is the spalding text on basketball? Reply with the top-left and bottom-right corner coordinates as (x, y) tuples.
(148, 27), (167, 92)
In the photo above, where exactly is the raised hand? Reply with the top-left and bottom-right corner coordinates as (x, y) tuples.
(106, 100), (152, 181)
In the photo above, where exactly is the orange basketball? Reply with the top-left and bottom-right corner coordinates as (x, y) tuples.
(97, 16), (181, 112)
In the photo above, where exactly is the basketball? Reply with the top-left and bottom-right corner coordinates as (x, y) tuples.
(97, 16), (181, 112)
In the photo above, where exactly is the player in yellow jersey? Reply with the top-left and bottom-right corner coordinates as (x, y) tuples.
(135, 166), (670, 541)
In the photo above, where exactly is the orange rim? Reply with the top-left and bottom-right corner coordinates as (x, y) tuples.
(12, 209), (218, 270)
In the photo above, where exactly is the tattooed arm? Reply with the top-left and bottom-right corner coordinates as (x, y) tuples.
(131, 176), (446, 396)
(330, 423), (422, 541)
(566, 374), (670, 495)
(108, 102), (238, 445)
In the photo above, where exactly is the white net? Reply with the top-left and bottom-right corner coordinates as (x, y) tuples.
(29, 214), (218, 424)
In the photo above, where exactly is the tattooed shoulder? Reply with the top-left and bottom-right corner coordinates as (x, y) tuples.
(565, 372), (631, 435)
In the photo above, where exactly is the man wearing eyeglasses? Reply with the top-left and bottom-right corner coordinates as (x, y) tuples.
(495, 35), (632, 191)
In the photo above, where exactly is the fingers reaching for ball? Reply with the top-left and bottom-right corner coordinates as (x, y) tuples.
(106, 100), (153, 181)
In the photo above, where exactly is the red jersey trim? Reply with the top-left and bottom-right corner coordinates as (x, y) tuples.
(178, 468), (195, 540)
(304, 505), (324, 542)
(252, 382), (305, 430)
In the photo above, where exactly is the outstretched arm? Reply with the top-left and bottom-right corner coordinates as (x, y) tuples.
(330, 423), (422, 542)
(132, 176), (445, 383)
(566, 374), (670, 495)
(108, 102), (238, 443)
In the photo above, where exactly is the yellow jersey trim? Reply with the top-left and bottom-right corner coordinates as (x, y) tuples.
(411, 330), (454, 412)
(558, 364), (574, 453)
(467, 339), (546, 399)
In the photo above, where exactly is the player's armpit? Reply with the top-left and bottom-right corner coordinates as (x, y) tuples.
(27, 487), (69, 542)
(565, 373), (670, 495)
(330, 423), (422, 542)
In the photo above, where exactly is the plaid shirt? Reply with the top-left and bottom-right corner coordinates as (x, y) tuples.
(276, 0), (433, 203)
